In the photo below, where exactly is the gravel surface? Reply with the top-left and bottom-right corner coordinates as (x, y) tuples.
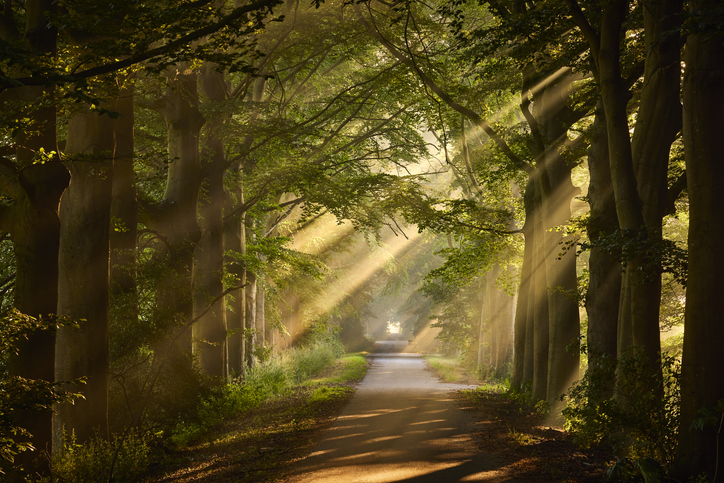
(283, 352), (522, 483)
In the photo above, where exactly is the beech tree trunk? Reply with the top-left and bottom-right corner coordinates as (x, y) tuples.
(585, 102), (620, 394)
(245, 264), (258, 368)
(5, 86), (69, 473)
(154, 69), (204, 353)
(628, 0), (682, 375)
(675, 2), (724, 475)
(55, 103), (115, 446)
(193, 66), (229, 377)
(511, 232), (531, 388)
(521, 181), (537, 387)
(570, 0), (681, 386)
(110, 86), (138, 359)
(0, 1), (69, 472)
(531, 180), (549, 402)
(256, 281), (265, 351)
(224, 178), (245, 376)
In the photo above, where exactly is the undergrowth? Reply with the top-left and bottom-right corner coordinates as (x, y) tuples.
(50, 431), (154, 483)
(49, 336), (354, 482)
(562, 349), (681, 477)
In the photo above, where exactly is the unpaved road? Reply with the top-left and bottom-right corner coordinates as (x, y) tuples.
(284, 351), (520, 483)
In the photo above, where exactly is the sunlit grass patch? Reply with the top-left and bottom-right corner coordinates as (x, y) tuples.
(508, 426), (544, 446)
(308, 386), (353, 405)
(146, 356), (360, 483)
(306, 353), (368, 385)
(424, 355), (463, 382)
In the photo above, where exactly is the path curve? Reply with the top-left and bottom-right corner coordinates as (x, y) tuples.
(283, 352), (519, 483)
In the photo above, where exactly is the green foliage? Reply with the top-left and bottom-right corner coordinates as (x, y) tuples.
(51, 431), (153, 483)
(606, 457), (665, 483)
(285, 336), (344, 383)
(563, 350), (681, 471)
(108, 347), (215, 438)
(307, 386), (352, 405)
(580, 228), (688, 287)
(170, 359), (289, 447)
(171, 335), (344, 447)
(0, 311), (83, 472)
(323, 354), (368, 384)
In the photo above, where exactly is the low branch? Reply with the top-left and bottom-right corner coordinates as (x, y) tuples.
(2, 0), (282, 91)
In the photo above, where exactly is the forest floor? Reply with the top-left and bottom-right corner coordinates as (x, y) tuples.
(144, 358), (362, 483)
(426, 356), (615, 482)
(148, 354), (614, 482)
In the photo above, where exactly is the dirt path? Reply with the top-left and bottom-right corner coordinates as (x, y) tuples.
(283, 352), (521, 483)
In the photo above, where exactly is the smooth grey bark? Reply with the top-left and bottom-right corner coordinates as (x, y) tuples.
(244, 260), (258, 368)
(531, 180), (549, 402)
(0, 1), (69, 471)
(224, 179), (245, 376)
(256, 280), (265, 351)
(193, 66), (229, 378)
(626, 0), (682, 375)
(511, 224), (532, 389)
(521, 182), (536, 387)
(152, 69), (204, 353)
(585, 102), (621, 393)
(675, 2), (724, 475)
(110, 86), (139, 359)
(567, 0), (681, 383)
(55, 103), (115, 447)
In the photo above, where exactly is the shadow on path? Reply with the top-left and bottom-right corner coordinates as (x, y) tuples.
(284, 353), (523, 483)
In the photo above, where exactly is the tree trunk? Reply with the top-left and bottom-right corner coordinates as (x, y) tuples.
(155, 69), (204, 353)
(6, 86), (69, 473)
(224, 180), (245, 376)
(524, 204), (537, 387)
(245, 265), (257, 368)
(193, 66), (229, 378)
(511, 236), (530, 388)
(193, 162), (227, 377)
(580, 0), (680, 383)
(531, 180), (549, 402)
(2, 0), (68, 472)
(675, 4), (724, 475)
(110, 85), (138, 360)
(256, 280), (265, 351)
(55, 104), (115, 446)
(585, 102), (620, 383)
(477, 277), (487, 370)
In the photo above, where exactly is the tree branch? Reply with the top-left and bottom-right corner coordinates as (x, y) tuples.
(355, 4), (533, 175)
(1, 0), (282, 91)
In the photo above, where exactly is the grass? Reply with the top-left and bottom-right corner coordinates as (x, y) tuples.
(305, 353), (368, 385)
(48, 338), (366, 483)
(423, 355), (492, 384)
(424, 355), (463, 382)
(143, 350), (368, 482)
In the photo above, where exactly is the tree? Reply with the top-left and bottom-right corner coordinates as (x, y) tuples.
(675, 0), (724, 475)
(0, 0), (69, 472)
(55, 100), (115, 446)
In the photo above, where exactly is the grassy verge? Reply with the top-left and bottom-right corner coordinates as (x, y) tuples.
(145, 352), (368, 483)
(423, 355), (495, 386)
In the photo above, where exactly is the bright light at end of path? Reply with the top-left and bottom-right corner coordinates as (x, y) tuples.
(387, 321), (401, 334)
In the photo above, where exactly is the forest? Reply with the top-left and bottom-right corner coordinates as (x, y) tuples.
(0, 0), (722, 480)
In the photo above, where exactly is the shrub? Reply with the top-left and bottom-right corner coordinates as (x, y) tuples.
(52, 431), (153, 483)
(0, 311), (83, 474)
(171, 335), (344, 447)
(562, 349), (680, 470)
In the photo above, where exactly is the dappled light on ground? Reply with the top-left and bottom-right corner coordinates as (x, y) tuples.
(284, 354), (520, 482)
